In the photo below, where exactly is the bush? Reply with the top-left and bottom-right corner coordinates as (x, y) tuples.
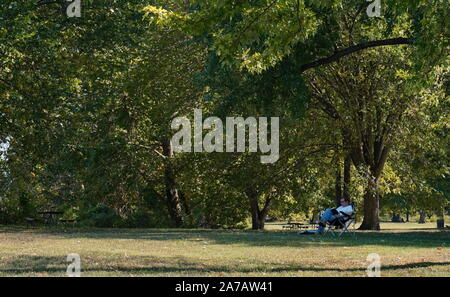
(78, 204), (122, 228)
(0, 194), (36, 225)
(125, 210), (153, 228)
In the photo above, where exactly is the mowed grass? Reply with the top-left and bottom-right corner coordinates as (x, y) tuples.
(0, 222), (448, 277)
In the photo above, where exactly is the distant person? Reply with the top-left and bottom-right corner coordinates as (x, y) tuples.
(300, 198), (353, 235)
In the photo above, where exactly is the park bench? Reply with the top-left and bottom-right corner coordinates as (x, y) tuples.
(25, 217), (39, 226)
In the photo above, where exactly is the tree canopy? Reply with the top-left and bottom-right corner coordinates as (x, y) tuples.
(0, 0), (448, 230)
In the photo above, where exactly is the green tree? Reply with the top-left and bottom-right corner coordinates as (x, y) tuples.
(146, 0), (448, 229)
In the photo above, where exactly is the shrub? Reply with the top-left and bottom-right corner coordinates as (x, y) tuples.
(78, 204), (122, 228)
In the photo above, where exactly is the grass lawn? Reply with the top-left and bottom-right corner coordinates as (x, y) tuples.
(0, 222), (448, 277)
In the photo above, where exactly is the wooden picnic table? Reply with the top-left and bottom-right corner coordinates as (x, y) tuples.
(37, 211), (63, 225)
(282, 222), (313, 230)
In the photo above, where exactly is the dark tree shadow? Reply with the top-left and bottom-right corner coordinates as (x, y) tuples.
(1, 254), (448, 276)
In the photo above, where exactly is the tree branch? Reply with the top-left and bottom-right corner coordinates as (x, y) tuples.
(232, 0), (277, 46)
(299, 38), (413, 73)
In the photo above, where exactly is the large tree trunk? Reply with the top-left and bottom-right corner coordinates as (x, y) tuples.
(162, 138), (184, 227)
(335, 160), (342, 206)
(418, 210), (426, 224)
(335, 154), (351, 205)
(436, 207), (445, 228)
(250, 207), (266, 230)
(247, 189), (273, 230)
(343, 155), (351, 199)
(179, 191), (191, 217)
(310, 210), (319, 224)
(350, 139), (390, 230)
(359, 177), (381, 230)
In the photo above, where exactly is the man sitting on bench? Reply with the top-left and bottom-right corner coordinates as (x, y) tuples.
(300, 198), (353, 235)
